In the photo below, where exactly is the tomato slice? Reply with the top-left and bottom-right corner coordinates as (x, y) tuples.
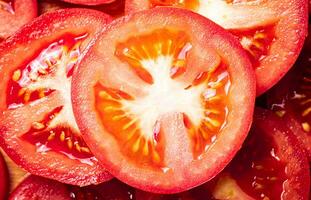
(0, 152), (9, 200)
(204, 108), (310, 200)
(0, 9), (113, 186)
(72, 7), (255, 193)
(141, 108), (310, 199)
(125, 0), (308, 95)
(39, 0), (125, 17)
(60, 0), (115, 6)
(9, 176), (135, 200)
(267, 34), (311, 160)
(0, 0), (37, 41)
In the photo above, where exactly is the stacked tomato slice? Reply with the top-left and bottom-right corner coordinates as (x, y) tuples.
(72, 7), (255, 193)
(125, 0), (308, 95)
(0, 0), (309, 199)
(0, 8), (113, 186)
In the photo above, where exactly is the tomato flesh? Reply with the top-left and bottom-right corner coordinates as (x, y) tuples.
(267, 36), (311, 159)
(0, 9), (113, 186)
(125, 0), (308, 95)
(205, 108), (310, 200)
(227, 124), (286, 199)
(72, 7), (255, 193)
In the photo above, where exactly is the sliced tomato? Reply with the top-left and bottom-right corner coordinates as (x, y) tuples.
(267, 35), (311, 160)
(39, 0), (125, 17)
(0, 151), (9, 200)
(0, 0), (37, 41)
(203, 108), (310, 200)
(141, 108), (310, 199)
(126, 0), (308, 95)
(72, 7), (255, 193)
(60, 0), (115, 6)
(0, 9), (113, 186)
(9, 176), (134, 200)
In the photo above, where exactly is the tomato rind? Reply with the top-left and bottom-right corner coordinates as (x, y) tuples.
(72, 7), (255, 193)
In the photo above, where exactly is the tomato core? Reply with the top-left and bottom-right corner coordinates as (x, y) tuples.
(95, 28), (230, 168)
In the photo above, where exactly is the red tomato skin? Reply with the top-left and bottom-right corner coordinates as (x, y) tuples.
(0, 0), (38, 40)
(72, 7), (256, 194)
(0, 9), (113, 186)
(60, 0), (115, 5)
(125, 0), (308, 96)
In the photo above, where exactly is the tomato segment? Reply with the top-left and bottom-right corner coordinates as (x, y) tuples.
(231, 25), (275, 68)
(0, 9), (113, 186)
(72, 7), (255, 193)
(0, 152), (9, 200)
(125, 0), (308, 95)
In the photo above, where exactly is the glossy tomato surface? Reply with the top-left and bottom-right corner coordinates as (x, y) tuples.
(0, 0), (37, 40)
(126, 0), (308, 95)
(72, 7), (255, 193)
(205, 108), (310, 200)
(267, 33), (311, 160)
(39, 0), (125, 17)
(0, 9), (113, 186)
(9, 176), (135, 200)
(0, 151), (9, 200)
(60, 0), (115, 5)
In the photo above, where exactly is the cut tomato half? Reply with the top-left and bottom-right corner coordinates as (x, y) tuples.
(0, 0), (37, 41)
(0, 9), (113, 186)
(72, 7), (255, 193)
(267, 36), (311, 160)
(0, 152), (9, 200)
(60, 0), (115, 5)
(39, 0), (125, 17)
(125, 0), (308, 95)
(9, 176), (135, 200)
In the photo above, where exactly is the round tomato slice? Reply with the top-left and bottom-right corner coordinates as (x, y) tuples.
(60, 0), (115, 6)
(0, 0), (37, 41)
(39, 0), (125, 18)
(125, 0), (308, 95)
(204, 108), (310, 200)
(267, 38), (311, 160)
(0, 9), (113, 186)
(72, 7), (255, 193)
(9, 176), (134, 200)
(0, 152), (9, 200)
